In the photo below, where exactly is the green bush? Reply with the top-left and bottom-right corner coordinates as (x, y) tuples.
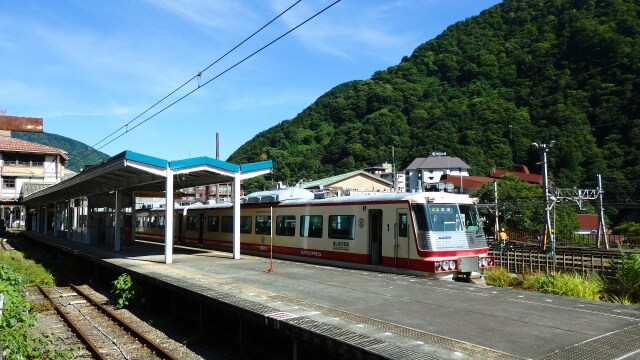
(0, 250), (54, 287)
(609, 253), (640, 303)
(0, 264), (74, 360)
(484, 267), (515, 287)
(111, 273), (136, 309)
(523, 272), (603, 301)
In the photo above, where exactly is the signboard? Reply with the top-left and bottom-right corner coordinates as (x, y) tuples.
(0, 116), (43, 132)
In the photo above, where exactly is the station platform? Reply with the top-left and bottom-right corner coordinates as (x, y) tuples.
(23, 232), (640, 360)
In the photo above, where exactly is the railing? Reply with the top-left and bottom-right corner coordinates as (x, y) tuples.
(489, 248), (624, 278)
(502, 230), (640, 249)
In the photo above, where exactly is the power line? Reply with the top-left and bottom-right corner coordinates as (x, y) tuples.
(68, 0), (306, 169)
(86, 0), (342, 158)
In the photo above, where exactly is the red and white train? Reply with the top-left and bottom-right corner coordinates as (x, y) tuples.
(134, 188), (494, 278)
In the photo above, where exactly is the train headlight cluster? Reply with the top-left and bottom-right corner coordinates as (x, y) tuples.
(479, 257), (495, 268)
(435, 260), (457, 272)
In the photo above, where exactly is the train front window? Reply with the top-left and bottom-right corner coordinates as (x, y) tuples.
(459, 204), (480, 231)
(427, 205), (462, 232)
(411, 204), (463, 233)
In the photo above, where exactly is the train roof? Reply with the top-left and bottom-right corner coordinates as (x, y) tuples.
(279, 191), (477, 206)
(141, 190), (477, 212)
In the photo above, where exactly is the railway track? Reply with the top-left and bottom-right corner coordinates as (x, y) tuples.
(39, 283), (178, 360)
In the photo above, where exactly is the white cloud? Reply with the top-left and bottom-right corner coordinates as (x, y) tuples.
(148, 0), (260, 36)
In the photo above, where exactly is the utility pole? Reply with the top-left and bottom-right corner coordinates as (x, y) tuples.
(596, 174), (609, 249)
(532, 141), (555, 266)
(392, 146), (396, 192)
(493, 168), (499, 237)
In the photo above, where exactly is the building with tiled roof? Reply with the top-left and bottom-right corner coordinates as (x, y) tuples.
(488, 164), (542, 184)
(405, 153), (470, 192)
(301, 170), (392, 193)
(0, 136), (68, 203)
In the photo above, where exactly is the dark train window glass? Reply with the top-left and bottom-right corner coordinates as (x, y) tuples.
(398, 213), (408, 238)
(328, 215), (355, 240)
(207, 216), (219, 232)
(459, 204), (480, 231)
(300, 215), (323, 238)
(240, 216), (252, 234)
(427, 205), (462, 232)
(222, 216), (233, 233)
(187, 216), (197, 231)
(255, 215), (271, 235)
(276, 215), (296, 236)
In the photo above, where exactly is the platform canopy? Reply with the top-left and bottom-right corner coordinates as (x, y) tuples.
(22, 150), (272, 206)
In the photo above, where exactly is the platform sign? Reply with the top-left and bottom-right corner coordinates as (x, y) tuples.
(134, 191), (182, 198)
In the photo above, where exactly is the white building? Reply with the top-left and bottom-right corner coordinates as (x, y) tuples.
(405, 152), (470, 192)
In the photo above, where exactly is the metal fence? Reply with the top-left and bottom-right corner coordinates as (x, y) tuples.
(489, 248), (624, 278)
(503, 230), (640, 249)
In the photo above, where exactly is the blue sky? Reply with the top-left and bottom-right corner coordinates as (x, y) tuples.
(0, 0), (501, 163)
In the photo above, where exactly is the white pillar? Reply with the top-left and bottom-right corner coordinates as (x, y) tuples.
(44, 206), (48, 235)
(233, 174), (241, 259)
(114, 189), (122, 251)
(131, 197), (137, 245)
(53, 203), (58, 237)
(165, 167), (174, 264)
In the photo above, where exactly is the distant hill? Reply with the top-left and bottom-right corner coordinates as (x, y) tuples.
(12, 132), (111, 173)
(229, 0), (639, 212)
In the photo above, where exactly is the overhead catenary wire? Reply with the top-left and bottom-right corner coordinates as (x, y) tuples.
(88, 0), (342, 156)
(68, 0), (307, 169)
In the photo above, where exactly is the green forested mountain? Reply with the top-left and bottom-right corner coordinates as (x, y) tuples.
(229, 0), (639, 212)
(12, 132), (110, 172)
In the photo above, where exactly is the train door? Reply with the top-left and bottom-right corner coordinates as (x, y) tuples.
(198, 213), (205, 244)
(177, 213), (184, 243)
(368, 209), (382, 265)
(395, 209), (410, 268)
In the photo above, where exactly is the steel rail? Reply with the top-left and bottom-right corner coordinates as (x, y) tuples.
(39, 284), (178, 360)
(38, 286), (105, 360)
(69, 283), (178, 360)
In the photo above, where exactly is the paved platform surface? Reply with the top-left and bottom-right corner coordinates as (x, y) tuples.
(24, 232), (640, 360)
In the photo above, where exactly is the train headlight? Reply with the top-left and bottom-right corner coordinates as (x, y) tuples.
(448, 260), (456, 270)
(482, 258), (488, 267)
(442, 261), (449, 271)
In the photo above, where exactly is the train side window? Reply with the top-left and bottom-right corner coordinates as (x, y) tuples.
(158, 216), (165, 229)
(221, 216), (233, 233)
(398, 213), (408, 238)
(328, 215), (355, 240)
(240, 216), (252, 234)
(276, 215), (296, 236)
(300, 215), (323, 238)
(136, 216), (143, 228)
(207, 216), (219, 232)
(187, 216), (197, 231)
(255, 215), (271, 234)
